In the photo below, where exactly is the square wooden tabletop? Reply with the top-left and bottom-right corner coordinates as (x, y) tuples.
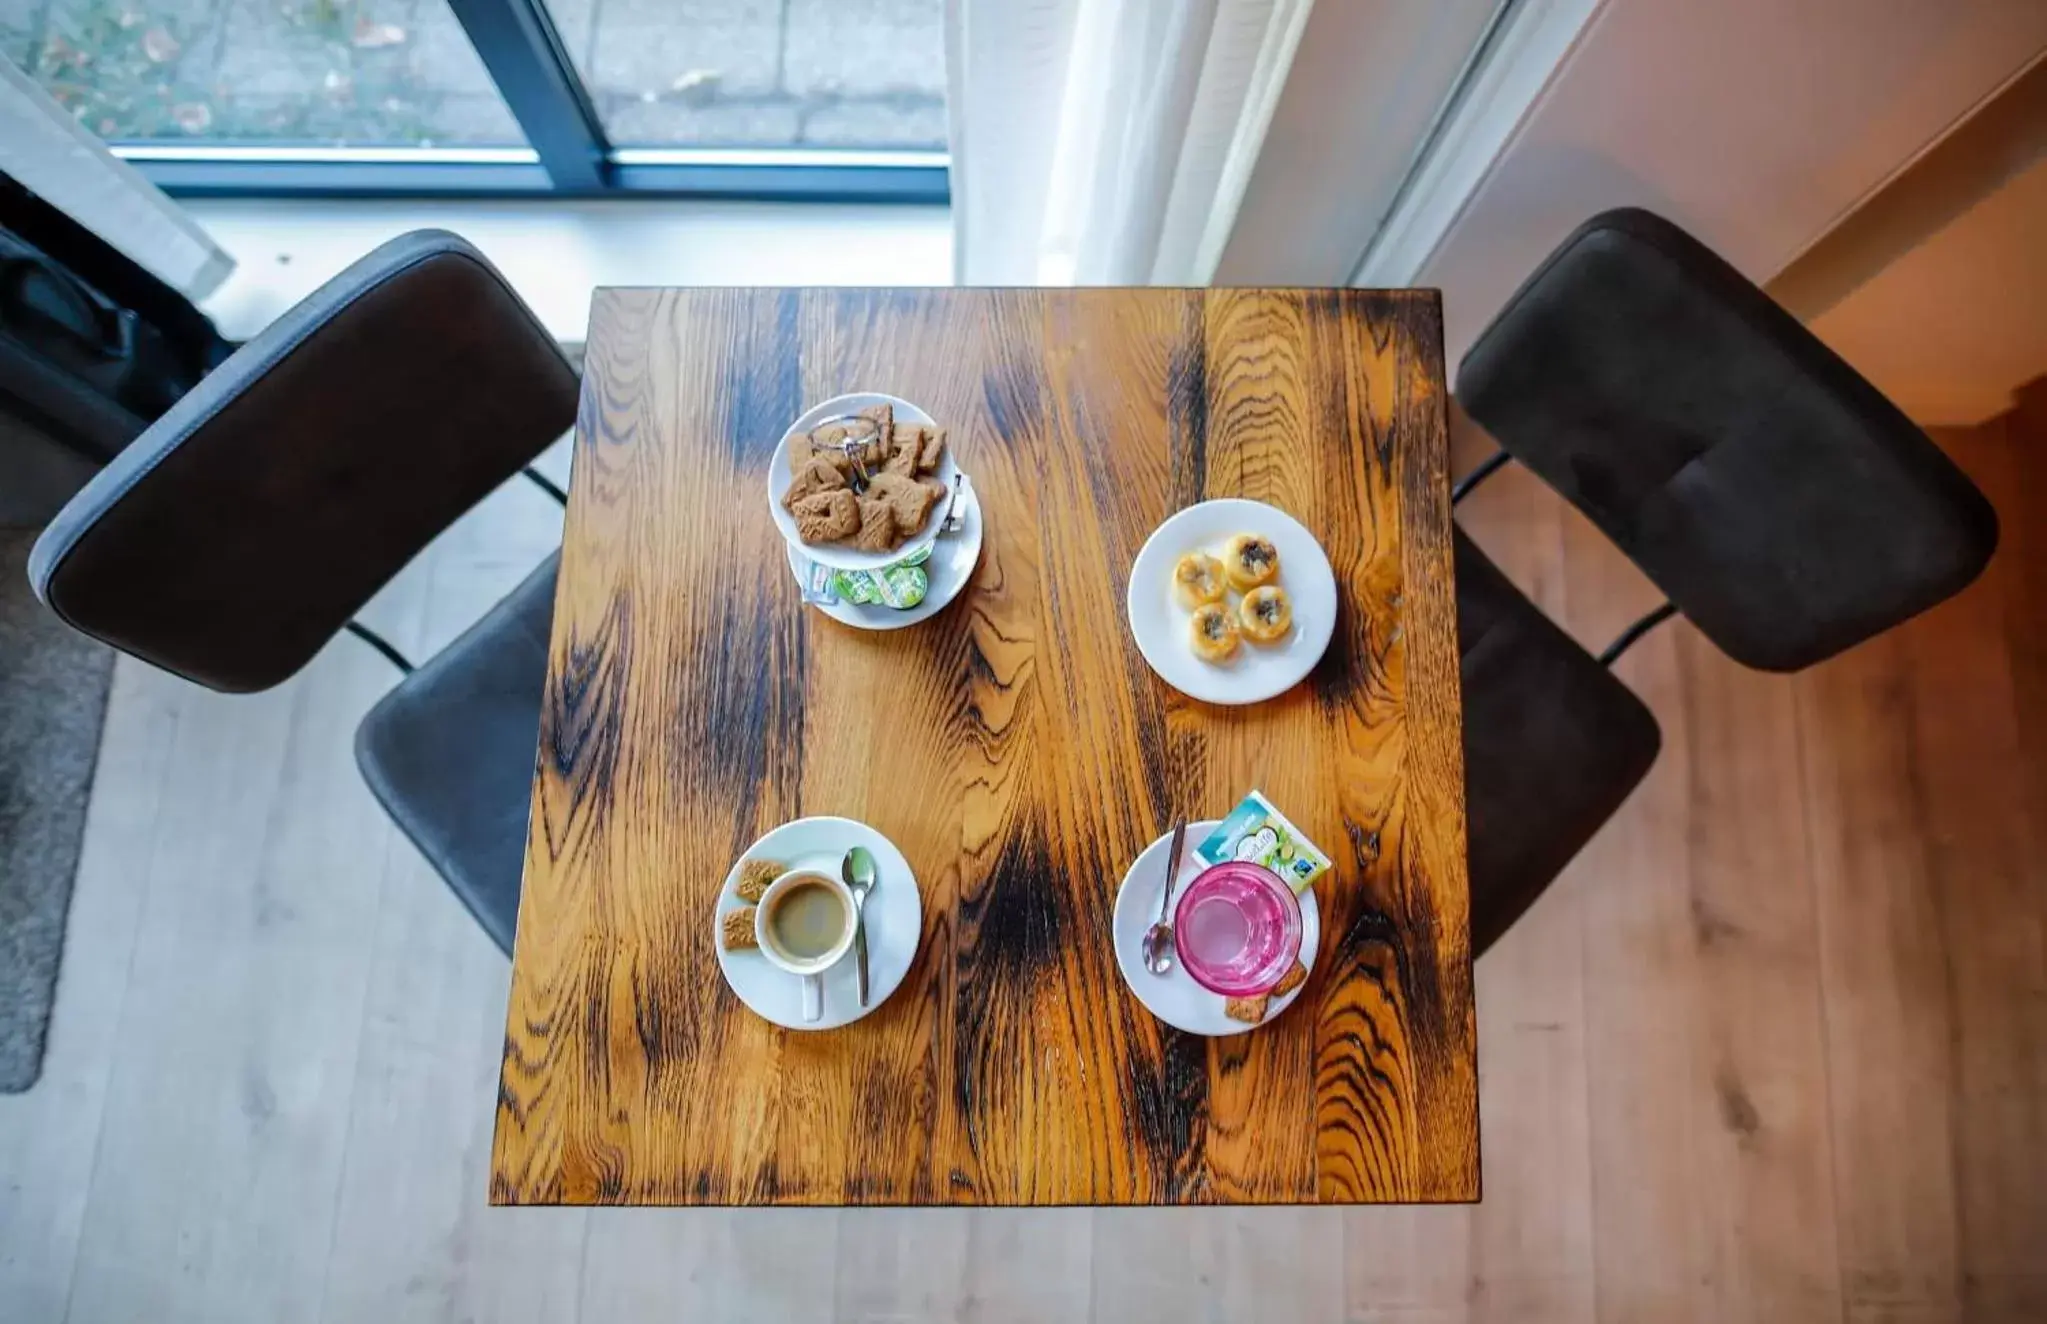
(492, 287), (1477, 1206)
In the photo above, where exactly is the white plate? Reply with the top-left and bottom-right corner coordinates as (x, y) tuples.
(768, 391), (966, 573)
(714, 816), (922, 1031)
(785, 477), (983, 631)
(1125, 498), (1338, 706)
(1112, 820), (1321, 1037)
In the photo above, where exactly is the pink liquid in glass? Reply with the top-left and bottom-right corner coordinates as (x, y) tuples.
(1174, 861), (1303, 996)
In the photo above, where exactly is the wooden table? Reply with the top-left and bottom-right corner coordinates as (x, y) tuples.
(493, 288), (1477, 1206)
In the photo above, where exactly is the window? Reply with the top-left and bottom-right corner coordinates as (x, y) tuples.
(544, 0), (946, 150)
(3, 0), (948, 199)
(10, 1), (524, 146)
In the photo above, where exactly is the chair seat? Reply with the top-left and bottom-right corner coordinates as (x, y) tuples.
(355, 554), (557, 955)
(1456, 531), (1662, 954)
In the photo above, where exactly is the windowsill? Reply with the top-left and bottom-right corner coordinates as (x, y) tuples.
(184, 198), (954, 342)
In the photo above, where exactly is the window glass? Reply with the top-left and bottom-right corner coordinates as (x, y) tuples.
(544, 0), (946, 149)
(11, 0), (526, 146)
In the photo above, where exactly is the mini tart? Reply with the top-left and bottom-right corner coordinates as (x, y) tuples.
(1171, 551), (1227, 608)
(1190, 603), (1241, 662)
(1238, 585), (1292, 643)
(1223, 533), (1280, 590)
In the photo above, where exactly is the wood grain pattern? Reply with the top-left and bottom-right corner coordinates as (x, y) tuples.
(491, 288), (1475, 1206)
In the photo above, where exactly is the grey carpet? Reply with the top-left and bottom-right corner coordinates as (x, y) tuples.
(1, 527), (113, 1093)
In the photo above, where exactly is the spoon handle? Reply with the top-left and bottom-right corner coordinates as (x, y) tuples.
(854, 903), (870, 1007)
(1159, 821), (1189, 922)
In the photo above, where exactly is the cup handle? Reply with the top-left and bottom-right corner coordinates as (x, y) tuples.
(801, 973), (823, 1023)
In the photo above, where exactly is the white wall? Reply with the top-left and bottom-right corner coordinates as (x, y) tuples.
(1414, 0), (2047, 371)
(1213, 0), (1501, 285)
(1811, 154), (2047, 426)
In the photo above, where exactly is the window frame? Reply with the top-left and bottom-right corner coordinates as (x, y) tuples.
(103, 0), (950, 204)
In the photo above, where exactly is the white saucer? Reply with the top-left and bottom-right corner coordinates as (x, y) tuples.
(1125, 498), (1338, 706)
(1112, 819), (1321, 1037)
(714, 816), (922, 1031)
(768, 391), (966, 573)
(785, 478), (982, 630)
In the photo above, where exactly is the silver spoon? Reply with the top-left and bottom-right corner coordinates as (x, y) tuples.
(842, 845), (877, 1007)
(1142, 821), (1188, 976)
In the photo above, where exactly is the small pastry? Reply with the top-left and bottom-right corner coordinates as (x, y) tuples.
(1190, 603), (1240, 662)
(852, 497), (899, 552)
(866, 471), (941, 538)
(915, 426), (947, 475)
(1223, 533), (1280, 590)
(1270, 960), (1308, 998)
(1224, 994), (1269, 1024)
(1238, 585), (1292, 643)
(856, 403), (896, 466)
(1171, 552), (1226, 609)
(881, 430), (922, 477)
(721, 907), (758, 950)
(790, 488), (860, 544)
(735, 858), (783, 903)
(782, 457), (847, 508)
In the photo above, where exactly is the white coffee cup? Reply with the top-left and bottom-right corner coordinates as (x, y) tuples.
(754, 868), (859, 1023)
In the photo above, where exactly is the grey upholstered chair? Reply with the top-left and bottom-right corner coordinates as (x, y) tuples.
(28, 229), (577, 954)
(1451, 206), (1998, 954)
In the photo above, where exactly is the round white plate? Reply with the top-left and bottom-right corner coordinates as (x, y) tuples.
(714, 816), (922, 1031)
(1126, 498), (1338, 706)
(785, 477), (983, 631)
(768, 391), (966, 573)
(1112, 819), (1321, 1037)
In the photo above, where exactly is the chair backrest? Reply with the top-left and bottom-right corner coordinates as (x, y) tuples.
(1456, 207), (1997, 672)
(28, 230), (578, 692)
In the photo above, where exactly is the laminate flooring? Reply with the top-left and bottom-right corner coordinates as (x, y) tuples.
(2, 399), (2043, 1322)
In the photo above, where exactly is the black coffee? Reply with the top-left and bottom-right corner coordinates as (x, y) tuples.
(767, 876), (848, 959)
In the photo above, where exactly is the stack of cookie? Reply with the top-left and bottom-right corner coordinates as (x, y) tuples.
(783, 403), (948, 552)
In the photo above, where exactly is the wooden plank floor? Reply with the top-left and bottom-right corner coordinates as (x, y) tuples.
(3, 404), (2044, 1321)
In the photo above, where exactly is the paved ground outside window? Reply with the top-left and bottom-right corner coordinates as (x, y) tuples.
(0, 0), (945, 150)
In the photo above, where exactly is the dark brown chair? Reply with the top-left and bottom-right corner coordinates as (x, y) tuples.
(1454, 531), (1661, 954)
(1451, 207), (1997, 953)
(28, 230), (576, 953)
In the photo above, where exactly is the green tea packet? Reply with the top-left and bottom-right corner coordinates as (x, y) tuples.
(815, 544), (932, 610)
(1194, 790), (1332, 894)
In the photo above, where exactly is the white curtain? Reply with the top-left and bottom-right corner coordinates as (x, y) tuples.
(946, 0), (1315, 285)
(0, 58), (234, 302)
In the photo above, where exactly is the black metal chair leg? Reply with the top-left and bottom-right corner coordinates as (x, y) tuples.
(344, 620), (414, 674)
(521, 465), (568, 506)
(1599, 601), (1678, 667)
(1451, 448), (1512, 505)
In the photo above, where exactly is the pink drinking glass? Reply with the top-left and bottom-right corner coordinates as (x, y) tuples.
(1173, 861), (1304, 997)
